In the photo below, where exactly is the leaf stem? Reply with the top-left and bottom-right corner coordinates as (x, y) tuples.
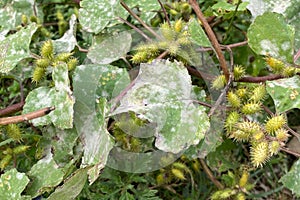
(189, 0), (229, 80)
(120, 1), (161, 39)
(157, 0), (170, 25)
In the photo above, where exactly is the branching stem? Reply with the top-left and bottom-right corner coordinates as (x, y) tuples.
(189, 0), (229, 80)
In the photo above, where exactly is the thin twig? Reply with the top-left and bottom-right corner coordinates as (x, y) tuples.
(0, 102), (24, 117)
(157, 0), (170, 25)
(238, 74), (283, 83)
(120, 1), (161, 39)
(76, 44), (88, 53)
(0, 107), (55, 125)
(196, 40), (248, 52)
(157, 50), (169, 59)
(118, 17), (152, 42)
(280, 147), (300, 157)
(109, 79), (137, 113)
(199, 158), (224, 189)
(189, 0), (229, 80)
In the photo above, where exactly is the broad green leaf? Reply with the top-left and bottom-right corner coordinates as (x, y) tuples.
(111, 60), (210, 154)
(53, 14), (77, 53)
(188, 18), (211, 47)
(96, 65), (130, 100)
(73, 64), (120, 183)
(26, 155), (65, 198)
(247, 12), (294, 63)
(266, 76), (300, 113)
(23, 63), (74, 129)
(79, 0), (118, 34)
(47, 168), (88, 200)
(0, 23), (37, 73)
(280, 159), (300, 197)
(88, 32), (132, 64)
(0, 169), (29, 200)
(244, 0), (300, 58)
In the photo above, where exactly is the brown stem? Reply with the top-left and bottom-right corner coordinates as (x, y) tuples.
(196, 41), (248, 52)
(120, 1), (161, 39)
(76, 44), (88, 53)
(237, 74), (283, 83)
(157, 0), (170, 25)
(0, 107), (55, 125)
(118, 17), (152, 42)
(189, 0), (229, 80)
(280, 147), (300, 157)
(199, 158), (224, 189)
(0, 102), (24, 117)
(157, 50), (169, 59)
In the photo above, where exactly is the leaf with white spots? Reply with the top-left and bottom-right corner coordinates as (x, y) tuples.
(96, 65), (130, 100)
(26, 154), (65, 198)
(0, 23), (37, 73)
(87, 31), (132, 64)
(111, 60), (210, 154)
(244, 0), (300, 60)
(0, 169), (29, 200)
(266, 76), (300, 113)
(136, 0), (160, 24)
(188, 18), (211, 47)
(73, 64), (124, 183)
(247, 12), (294, 63)
(79, 0), (117, 34)
(280, 159), (300, 197)
(53, 14), (77, 53)
(244, 0), (294, 18)
(23, 63), (74, 129)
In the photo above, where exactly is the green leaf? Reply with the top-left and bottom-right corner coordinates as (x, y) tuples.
(26, 155), (65, 198)
(96, 65), (130, 100)
(0, 23), (37, 73)
(0, 0), (40, 33)
(188, 18), (211, 47)
(46, 126), (79, 165)
(47, 168), (88, 200)
(87, 31), (132, 64)
(53, 14), (77, 53)
(266, 76), (300, 113)
(73, 64), (118, 183)
(245, 0), (300, 56)
(247, 12), (294, 63)
(111, 60), (210, 154)
(280, 159), (300, 197)
(79, 0), (118, 34)
(136, 0), (160, 24)
(23, 63), (74, 129)
(0, 169), (29, 200)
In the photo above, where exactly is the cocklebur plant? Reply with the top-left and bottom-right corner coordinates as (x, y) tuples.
(32, 40), (78, 83)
